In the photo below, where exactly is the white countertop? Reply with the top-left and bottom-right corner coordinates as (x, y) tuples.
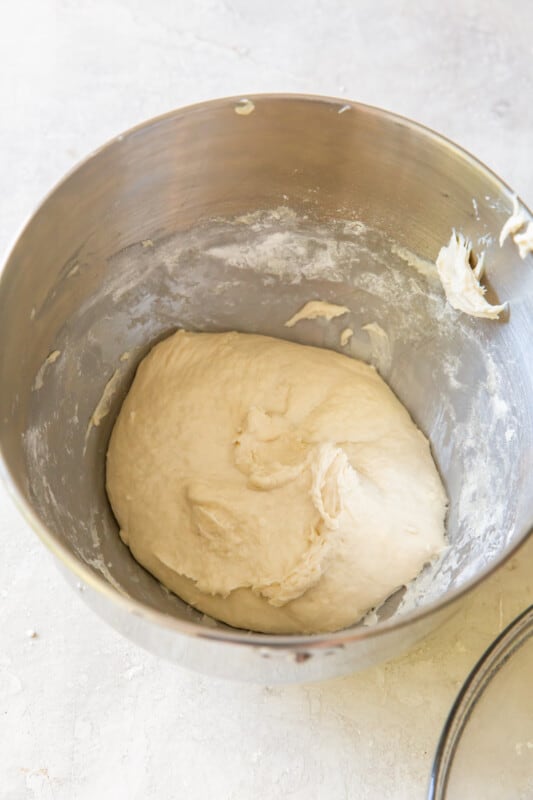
(1, 2), (532, 798)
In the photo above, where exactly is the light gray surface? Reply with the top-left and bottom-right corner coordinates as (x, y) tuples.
(1, 1), (532, 798)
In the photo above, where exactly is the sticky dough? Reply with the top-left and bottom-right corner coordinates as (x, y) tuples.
(107, 331), (447, 634)
(436, 232), (506, 319)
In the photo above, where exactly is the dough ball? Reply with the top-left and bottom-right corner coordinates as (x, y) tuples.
(107, 331), (447, 634)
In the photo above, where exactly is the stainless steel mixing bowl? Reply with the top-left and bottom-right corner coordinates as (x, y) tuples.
(1, 95), (532, 683)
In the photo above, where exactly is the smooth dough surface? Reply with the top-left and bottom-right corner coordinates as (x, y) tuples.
(107, 330), (447, 634)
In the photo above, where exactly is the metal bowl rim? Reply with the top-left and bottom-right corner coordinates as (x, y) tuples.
(427, 604), (533, 799)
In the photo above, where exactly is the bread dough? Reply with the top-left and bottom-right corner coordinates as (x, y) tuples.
(513, 222), (533, 259)
(499, 196), (533, 258)
(284, 300), (349, 327)
(234, 99), (255, 115)
(107, 330), (447, 634)
(436, 232), (506, 319)
(340, 327), (354, 346)
(499, 195), (527, 247)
